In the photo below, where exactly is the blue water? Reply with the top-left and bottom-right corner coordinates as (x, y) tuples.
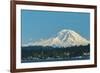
(21, 55), (90, 63)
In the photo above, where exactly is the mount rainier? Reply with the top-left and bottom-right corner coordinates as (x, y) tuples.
(23, 29), (89, 47)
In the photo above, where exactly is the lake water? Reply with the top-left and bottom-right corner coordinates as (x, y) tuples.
(21, 55), (90, 63)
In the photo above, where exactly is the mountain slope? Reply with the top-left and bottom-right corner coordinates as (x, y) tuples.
(23, 29), (89, 47)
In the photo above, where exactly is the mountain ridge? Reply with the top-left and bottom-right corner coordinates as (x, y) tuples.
(22, 29), (89, 47)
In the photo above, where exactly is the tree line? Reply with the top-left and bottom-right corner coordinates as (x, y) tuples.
(21, 44), (90, 60)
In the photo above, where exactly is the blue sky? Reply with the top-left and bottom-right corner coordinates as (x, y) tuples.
(21, 9), (90, 44)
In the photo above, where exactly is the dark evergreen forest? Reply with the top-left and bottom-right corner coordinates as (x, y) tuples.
(21, 44), (90, 63)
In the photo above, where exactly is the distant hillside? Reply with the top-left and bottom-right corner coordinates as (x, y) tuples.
(21, 44), (90, 63)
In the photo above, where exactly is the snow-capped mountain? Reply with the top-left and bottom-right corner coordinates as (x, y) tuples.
(23, 29), (89, 47)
